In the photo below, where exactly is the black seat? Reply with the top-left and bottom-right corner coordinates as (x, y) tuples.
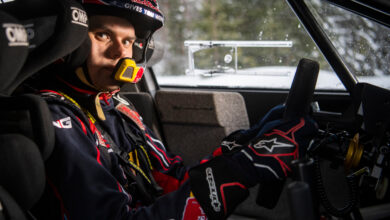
(0, 0), (89, 219)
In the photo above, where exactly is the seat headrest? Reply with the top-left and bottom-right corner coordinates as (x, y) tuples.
(0, 10), (29, 94)
(0, 94), (55, 160)
(0, 134), (45, 210)
(0, 0), (89, 95)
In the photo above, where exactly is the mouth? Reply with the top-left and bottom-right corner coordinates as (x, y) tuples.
(102, 66), (116, 75)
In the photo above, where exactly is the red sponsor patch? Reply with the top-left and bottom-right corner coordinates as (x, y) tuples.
(182, 197), (207, 220)
(132, 0), (160, 11)
(116, 103), (145, 131)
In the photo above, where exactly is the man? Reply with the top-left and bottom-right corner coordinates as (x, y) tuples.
(32, 0), (318, 219)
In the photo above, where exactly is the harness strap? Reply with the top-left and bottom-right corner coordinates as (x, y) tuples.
(112, 94), (164, 196)
(40, 90), (162, 204)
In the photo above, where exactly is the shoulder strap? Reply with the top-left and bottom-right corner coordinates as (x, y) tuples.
(39, 90), (113, 171)
(113, 94), (146, 131)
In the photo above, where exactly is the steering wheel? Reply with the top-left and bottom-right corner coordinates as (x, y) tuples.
(284, 58), (320, 119)
(255, 58), (320, 209)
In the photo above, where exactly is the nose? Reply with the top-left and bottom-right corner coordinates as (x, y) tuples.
(108, 39), (128, 60)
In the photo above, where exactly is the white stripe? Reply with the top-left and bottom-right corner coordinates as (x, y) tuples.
(8, 42), (28, 46)
(71, 20), (88, 27)
(241, 149), (253, 161)
(147, 140), (170, 167)
(148, 135), (166, 151)
(254, 163), (281, 179)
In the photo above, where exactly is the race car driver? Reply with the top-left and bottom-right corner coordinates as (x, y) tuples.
(31, 0), (318, 219)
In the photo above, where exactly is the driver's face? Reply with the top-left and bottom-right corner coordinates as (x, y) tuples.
(86, 15), (136, 92)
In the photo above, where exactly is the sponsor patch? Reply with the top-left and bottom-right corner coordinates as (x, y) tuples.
(206, 167), (221, 212)
(53, 117), (72, 129)
(2, 23), (28, 47)
(116, 103), (145, 131)
(71, 7), (88, 27)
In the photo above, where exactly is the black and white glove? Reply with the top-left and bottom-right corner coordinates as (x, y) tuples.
(189, 112), (318, 219)
(216, 104), (286, 155)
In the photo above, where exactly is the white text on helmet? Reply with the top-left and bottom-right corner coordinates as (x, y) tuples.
(71, 7), (88, 27)
(132, 0), (159, 11)
(2, 23), (28, 47)
(124, 3), (163, 22)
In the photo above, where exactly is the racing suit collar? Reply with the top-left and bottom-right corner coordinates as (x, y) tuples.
(56, 72), (120, 121)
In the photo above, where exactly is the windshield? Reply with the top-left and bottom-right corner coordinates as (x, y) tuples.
(153, 0), (343, 90)
(305, 0), (390, 89)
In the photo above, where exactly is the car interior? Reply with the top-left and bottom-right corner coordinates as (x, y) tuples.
(1, 0), (390, 220)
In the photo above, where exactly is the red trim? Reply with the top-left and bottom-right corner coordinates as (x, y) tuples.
(76, 116), (87, 135)
(39, 89), (63, 96)
(89, 120), (96, 134)
(95, 146), (102, 165)
(46, 177), (69, 219)
(220, 182), (247, 215)
(149, 151), (169, 171)
(145, 133), (182, 163)
(212, 147), (223, 157)
(117, 181), (123, 192)
(99, 93), (111, 105)
(152, 170), (181, 194)
(56, 75), (97, 95)
(200, 159), (209, 164)
(249, 118), (305, 176)
(180, 172), (190, 185)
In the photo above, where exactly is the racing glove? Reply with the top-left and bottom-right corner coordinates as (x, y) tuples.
(189, 115), (318, 219)
(216, 104), (286, 155)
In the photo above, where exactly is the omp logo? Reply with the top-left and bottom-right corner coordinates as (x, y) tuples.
(53, 117), (72, 129)
(205, 167), (221, 212)
(71, 7), (88, 27)
(2, 23), (28, 47)
(0, 0), (16, 4)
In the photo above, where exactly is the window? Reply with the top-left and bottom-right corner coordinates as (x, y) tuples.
(305, 0), (390, 90)
(153, 0), (343, 90)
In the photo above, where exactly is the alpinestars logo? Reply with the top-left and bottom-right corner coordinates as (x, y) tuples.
(221, 140), (242, 151)
(71, 7), (88, 27)
(205, 167), (221, 212)
(2, 23), (28, 47)
(253, 137), (294, 153)
(53, 117), (72, 129)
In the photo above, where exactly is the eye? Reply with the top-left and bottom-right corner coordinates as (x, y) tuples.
(95, 32), (110, 41)
(123, 38), (134, 47)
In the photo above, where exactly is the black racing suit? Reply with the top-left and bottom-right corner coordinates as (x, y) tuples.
(32, 72), (208, 220)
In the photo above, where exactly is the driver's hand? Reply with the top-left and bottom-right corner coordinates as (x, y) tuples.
(232, 115), (318, 186)
(217, 104), (286, 154)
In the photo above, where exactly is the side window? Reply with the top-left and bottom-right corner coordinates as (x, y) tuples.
(305, 0), (390, 90)
(153, 0), (344, 90)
